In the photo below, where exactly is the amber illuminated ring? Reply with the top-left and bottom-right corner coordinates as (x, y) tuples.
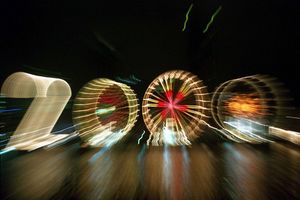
(211, 75), (278, 128)
(73, 78), (139, 146)
(211, 75), (280, 142)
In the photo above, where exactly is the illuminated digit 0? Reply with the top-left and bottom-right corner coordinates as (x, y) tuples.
(73, 78), (139, 147)
(142, 70), (210, 146)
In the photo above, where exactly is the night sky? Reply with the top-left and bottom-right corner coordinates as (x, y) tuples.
(1, 0), (299, 104)
(1, 2), (300, 198)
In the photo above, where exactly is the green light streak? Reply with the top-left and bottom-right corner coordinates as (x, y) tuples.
(131, 75), (141, 82)
(182, 3), (194, 32)
(116, 76), (137, 85)
(95, 106), (116, 115)
(203, 6), (222, 33)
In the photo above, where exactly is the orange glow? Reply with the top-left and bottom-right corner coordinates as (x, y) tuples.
(226, 94), (266, 118)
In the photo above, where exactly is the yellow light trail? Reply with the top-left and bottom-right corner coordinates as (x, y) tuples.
(182, 3), (194, 32)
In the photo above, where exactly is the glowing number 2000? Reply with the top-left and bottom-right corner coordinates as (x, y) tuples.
(1, 70), (210, 150)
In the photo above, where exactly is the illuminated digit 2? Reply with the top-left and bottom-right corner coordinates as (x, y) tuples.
(1, 72), (71, 150)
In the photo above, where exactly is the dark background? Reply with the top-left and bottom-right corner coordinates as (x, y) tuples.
(1, 3), (300, 199)
(0, 0), (299, 104)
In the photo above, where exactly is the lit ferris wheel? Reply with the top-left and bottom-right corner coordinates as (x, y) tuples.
(142, 70), (210, 146)
(211, 75), (288, 143)
(73, 78), (139, 147)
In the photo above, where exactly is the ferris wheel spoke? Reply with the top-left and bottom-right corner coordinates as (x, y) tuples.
(173, 91), (185, 104)
(151, 113), (164, 128)
(175, 109), (195, 124)
(173, 113), (190, 133)
(164, 75), (171, 92)
(186, 108), (208, 118)
(177, 104), (208, 111)
(145, 103), (160, 108)
(158, 77), (168, 94)
(146, 92), (167, 103)
(179, 109), (202, 121)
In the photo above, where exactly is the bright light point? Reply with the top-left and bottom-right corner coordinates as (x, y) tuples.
(226, 94), (266, 119)
(163, 127), (177, 145)
(95, 106), (116, 115)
